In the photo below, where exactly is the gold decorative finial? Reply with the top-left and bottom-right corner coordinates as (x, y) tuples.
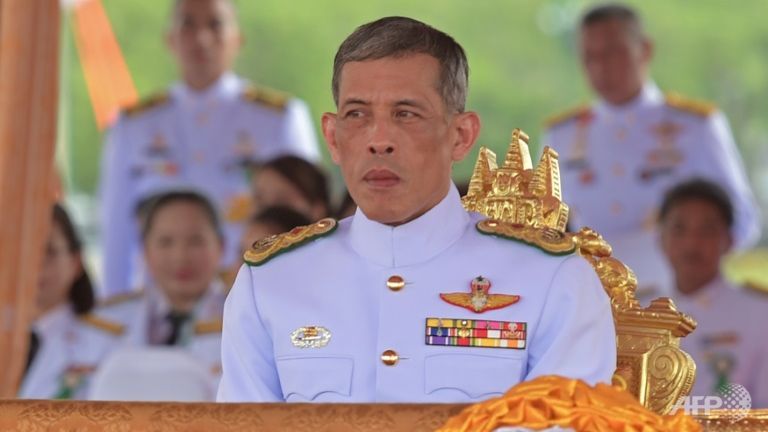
(462, 128), (698, 415)
(462, 128), (569, 232)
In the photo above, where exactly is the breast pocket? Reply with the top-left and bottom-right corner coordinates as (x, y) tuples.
(276, 356), (353, 402)
(425, 353), (525, 399)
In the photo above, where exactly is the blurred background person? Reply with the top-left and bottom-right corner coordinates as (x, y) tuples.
(221, 205), (312, 287)
(19, 204), (122, 399)
(99, 0), (319, 297)
(96, 191), (227, 392)
(250, 155), (331, 222)
(659, 179), (768, 408)
(238, 206), (312, 255)
(543, 2), (760, 301)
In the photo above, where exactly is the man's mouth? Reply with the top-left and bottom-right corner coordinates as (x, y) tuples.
(363, 169), (401, 188)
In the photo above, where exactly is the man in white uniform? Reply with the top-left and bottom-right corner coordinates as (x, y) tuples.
(659, 179), (768, 408)
(543, 4), (760, 301)
(99, 0), (319, 295)
(217, 16), (616, 403)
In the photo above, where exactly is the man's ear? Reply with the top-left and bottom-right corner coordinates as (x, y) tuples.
(451, 111), (481, 162)
(322, 112), (341, 164)
(641, 36), (654, 63)
(165, 31), (175, 52)
(723, 230), (734, 254)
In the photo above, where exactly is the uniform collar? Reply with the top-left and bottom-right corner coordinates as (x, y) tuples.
(594, 80), (663, 118)
(171, 71), (242, 106)
(675, 274), (728, 309)
(348, 184), (470, 268)
(33, 304), (72, 335)
(149, 279), (226, 321)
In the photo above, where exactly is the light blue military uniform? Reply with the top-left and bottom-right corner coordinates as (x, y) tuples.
(543, 82), (760, 300)
(217, 186), (617, 403)
(673, 277), (768, 408)
(99, 72), (320, 296)
(19, 305), (123, 399)
(94, 281), (226, 389)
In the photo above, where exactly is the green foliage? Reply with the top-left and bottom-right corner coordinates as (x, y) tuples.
(63, 0), (768, 203)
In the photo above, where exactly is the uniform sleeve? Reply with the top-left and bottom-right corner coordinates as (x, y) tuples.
(217, 264), (282, 402)
(98, 119), (137, 297)
(525, 255), (617, 385)
(279, 98), (320, 162)
(692, 112), (761, 249)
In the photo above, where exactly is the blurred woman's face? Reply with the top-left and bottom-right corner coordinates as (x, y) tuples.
(252, 168), (316, 219)
(144, 201), (223, 311)
(37, 222), (81, 316)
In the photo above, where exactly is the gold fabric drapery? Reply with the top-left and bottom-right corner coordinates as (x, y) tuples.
(0, 0), (61, 397)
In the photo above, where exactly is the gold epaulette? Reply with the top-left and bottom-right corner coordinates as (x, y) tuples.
(244, 218), (337, 266)
(665, 92), (717, 117)
(476, 219), (576, 256)
(123, 91), (170, 117)
(744, 280), (768, 297)
(194, 318), (223, 335)
(241, 85), (289, 111)
(100, 290), (143, 307)
(79, 314), (125, 336)
(544, 104), (591, 128)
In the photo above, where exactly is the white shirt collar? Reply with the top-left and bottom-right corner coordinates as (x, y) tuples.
(149, 279), (226, 320)
(33, 304), (72, 335)
(348, 183), (470, 268)
(594, 80), (663, 118)
(675, 274), (729, 307)
(170, 71), (242, 106)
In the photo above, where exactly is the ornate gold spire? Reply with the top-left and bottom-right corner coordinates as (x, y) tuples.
(462, 128), (569, 232)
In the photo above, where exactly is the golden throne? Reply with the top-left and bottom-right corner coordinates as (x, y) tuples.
(462, 128), (697, 414)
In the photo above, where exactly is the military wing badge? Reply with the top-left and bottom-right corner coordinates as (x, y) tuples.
(440, 276), (520, 313)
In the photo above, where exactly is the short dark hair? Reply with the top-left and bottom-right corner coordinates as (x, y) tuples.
(250, 206), (311, 234)
(332, 16), (469, 113)
(170, 0), (238, 28)
(659, 179), (734, 228)
(259, 155), (331, 217)
(52, 204), (95, 316)
(580, 3), (645, 40)
(140, 190), (224, 242)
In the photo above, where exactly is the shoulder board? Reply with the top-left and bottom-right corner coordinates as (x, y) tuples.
(476, 219), (576, 256)
(665, 93), (717, 117)
(100, 290), (144, 307)
(123, 91), (170, 117)
(544, 104), (592, 128)
(743, 281), (768, 297)
(244, 218), (337, 266)
(194, 318), (223, 335)
(78, 314), (125, 336)
(241, 85), (289, 111)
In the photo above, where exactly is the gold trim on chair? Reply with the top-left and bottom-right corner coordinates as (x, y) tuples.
(462, 128), (698, 414)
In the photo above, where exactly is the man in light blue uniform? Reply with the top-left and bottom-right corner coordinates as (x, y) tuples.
(659, 180), (768, 408)
(543, 4), (760, 301)
(99, 0), (319, 295)
(217, 17), (616, 403)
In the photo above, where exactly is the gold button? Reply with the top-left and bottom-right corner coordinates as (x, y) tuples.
(381, 349), (399, 366)
(386, 275), (405, 291)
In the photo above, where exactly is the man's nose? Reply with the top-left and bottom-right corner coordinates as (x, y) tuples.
(367, 118), (396, 155)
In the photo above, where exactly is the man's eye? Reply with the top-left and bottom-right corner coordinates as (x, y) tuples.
(344, 110), (363, 119)
(395, 110), (418, 119)
(209, 19), (223, 31)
